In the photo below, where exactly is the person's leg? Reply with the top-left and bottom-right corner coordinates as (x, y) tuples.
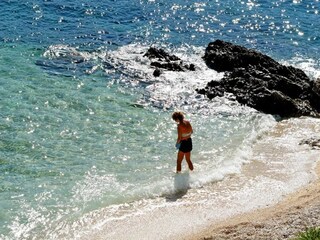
(176, 151), (185, 173)
(185, 152), (193, 171)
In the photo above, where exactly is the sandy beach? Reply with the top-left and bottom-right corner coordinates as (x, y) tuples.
(187, 162), (320, 240)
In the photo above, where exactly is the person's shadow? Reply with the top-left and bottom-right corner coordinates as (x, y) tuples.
(165, 172), (190, 202)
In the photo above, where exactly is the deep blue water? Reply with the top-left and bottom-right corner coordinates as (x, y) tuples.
(0, 0), (320, 239)
(1, 1), (319, 57)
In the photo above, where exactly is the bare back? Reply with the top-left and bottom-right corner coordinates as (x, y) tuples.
(177, 120), (193, 141)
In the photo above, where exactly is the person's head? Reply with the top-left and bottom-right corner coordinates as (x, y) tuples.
(172, 111), (184, 123)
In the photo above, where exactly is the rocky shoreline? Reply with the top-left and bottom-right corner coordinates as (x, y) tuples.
(144, 40), (320, 119)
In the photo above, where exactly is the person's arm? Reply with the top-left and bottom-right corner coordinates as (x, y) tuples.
(176, 125), (182, 144)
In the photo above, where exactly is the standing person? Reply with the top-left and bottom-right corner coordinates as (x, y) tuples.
(172, 112), (194, 173)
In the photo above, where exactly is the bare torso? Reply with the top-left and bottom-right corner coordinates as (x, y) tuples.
(177, 120), (193, 141)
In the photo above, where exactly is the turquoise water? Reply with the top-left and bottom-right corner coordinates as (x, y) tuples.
(0, 0), (320, 239)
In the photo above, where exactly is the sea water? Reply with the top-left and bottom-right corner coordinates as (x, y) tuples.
(0, 1), (320, 239)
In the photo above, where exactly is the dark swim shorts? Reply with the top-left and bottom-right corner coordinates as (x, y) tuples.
(179, 138), (192, 153)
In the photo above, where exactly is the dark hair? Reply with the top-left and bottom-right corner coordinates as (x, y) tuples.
(172, 111), (184, 122)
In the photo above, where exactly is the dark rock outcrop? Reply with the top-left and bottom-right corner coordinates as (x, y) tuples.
(300, 137), (320, 149)
(144, 47), (196, 77)
(197, 40), (320, 118)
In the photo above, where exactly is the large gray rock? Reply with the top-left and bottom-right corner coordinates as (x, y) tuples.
(197, 40), (320, 118)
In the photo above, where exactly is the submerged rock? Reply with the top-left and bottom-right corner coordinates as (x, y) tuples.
(197, 40), (320, 118)
(153, 68), (162, 77)
(144, 47), (181, 62)
(144, 47), (196, 77)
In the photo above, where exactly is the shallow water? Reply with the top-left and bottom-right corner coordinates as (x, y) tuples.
(0, 0), (320, 239)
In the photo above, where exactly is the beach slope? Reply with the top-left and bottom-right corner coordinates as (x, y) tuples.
(187, 163), (320, 240)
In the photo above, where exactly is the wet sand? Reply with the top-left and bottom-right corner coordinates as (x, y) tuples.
(186, 162), (320, 240)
